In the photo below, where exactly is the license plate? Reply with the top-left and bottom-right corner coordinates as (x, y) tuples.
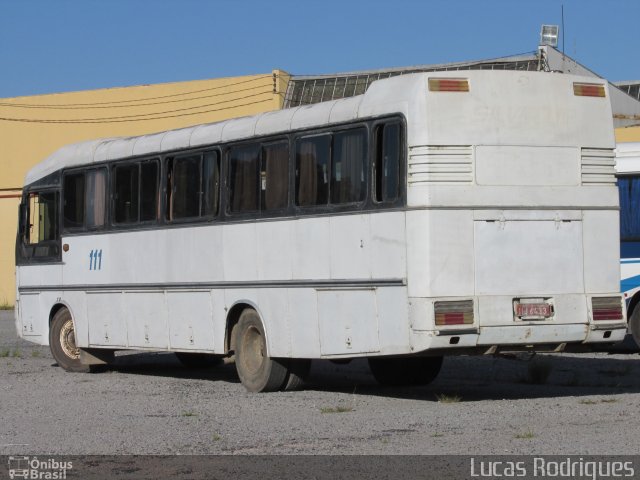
(514, 302), (553, 318)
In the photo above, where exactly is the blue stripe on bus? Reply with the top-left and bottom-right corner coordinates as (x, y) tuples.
(621, 242), (640, 259)
(622, 259), (640, 264)
(622, 274), (640, 293)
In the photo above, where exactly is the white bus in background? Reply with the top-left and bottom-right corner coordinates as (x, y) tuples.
(616, 142), (640, 345)
(15, 71), (626, 393)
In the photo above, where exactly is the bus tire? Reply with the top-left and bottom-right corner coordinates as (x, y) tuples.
(49, 307), (90, 373)
(175, 352), (223, 369)
(283, 359), (312, 391)
(368, 356), (443, 386)
(629, 307), (640, 348)
(234, 309), (288, 393)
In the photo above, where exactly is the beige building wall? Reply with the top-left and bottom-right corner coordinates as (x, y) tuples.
(616, 125), (640, 143)
(0, 70), (290, 306)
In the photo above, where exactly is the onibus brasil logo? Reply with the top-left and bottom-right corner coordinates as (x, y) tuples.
(8, 456), (72, 479)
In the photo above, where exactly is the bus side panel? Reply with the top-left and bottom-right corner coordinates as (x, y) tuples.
(405, 209), (475, 298)
(582, 209), (621, 295)
(288, 288), (321, 358)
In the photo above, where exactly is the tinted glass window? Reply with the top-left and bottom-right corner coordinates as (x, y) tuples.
(375, 123), (401, 203)
(171, 155), (200, 220)
(331, 129), (366, 204)
(63, 173), (84, 229)
(140, 161), (158, 222)
(28, 192), (58, 244)
(202, 151), (220, 217)
(295, 135), (330, 206)
(229, 145), (260, 213)
(86, 169), (107, 229)
(114, 164), (139, 224)
(262, 142), (289, 211)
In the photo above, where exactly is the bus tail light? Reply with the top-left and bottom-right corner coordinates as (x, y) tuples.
(573, 83), (606, 98)
(591, 297), (623, 321)
(428, 78), (469, 92)
(435, 300), (474, 326)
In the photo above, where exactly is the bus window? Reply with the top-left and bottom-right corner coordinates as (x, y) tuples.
(64, 169), (107, 231)
(202, 151), (220, 217)
(19, 191), (60, 262)
(114, 164), (139, 224)
(229, 144), (260, 213)
(63, 173), (85, 230)
(168, 151), (220, 221)
(295, 135), (330, 207)
(331, 129), (366, 204)
(140, 161), (158, 222)
(261, 142), (288, 211)
(374, 123), (401, 203)
(170, 154), (201, 220)
(86, 169), (107, 229)
(114, 160), (158, 224)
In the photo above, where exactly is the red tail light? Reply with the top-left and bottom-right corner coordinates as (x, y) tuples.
(435, 300), (474, 326)
(591, 297), (623, 321)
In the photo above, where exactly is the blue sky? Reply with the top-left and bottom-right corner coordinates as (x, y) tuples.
(0, 0), (638, 98)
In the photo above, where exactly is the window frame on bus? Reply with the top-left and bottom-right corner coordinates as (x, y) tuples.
(164, 148), (222, 224)
(62, 166), (109, 234)
(225, 137), (292, 219)
(371, 118), (405, 208)
(111, 157), (161, 228)
(292, 124), (370, 215)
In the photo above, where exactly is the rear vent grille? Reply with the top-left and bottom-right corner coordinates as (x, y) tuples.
(408, 145), (473, 185)
(581, 148), (616, 186)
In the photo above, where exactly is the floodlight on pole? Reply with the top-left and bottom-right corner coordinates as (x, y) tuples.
(540, 25), (559, 47)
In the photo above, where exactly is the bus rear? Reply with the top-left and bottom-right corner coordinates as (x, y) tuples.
(391, 71), (626, 353)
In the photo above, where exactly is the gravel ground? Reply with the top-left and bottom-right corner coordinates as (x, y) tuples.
(1, 310), (639, 456)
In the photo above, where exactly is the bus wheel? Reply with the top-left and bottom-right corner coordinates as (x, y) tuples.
(368, 356), (443, 386)
(234, 309), (288, 393)
(49, 308), (89, 373)
(629, 307), (640, 348)
(175, 352), (223, 369)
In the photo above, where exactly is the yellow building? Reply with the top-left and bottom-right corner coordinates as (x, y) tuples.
(616, 125), (640, 143)
(0, 70), (290, 306)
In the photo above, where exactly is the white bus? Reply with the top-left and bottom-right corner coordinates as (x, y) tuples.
(15, 71), (626, 392)
(616, 142), (640, 345)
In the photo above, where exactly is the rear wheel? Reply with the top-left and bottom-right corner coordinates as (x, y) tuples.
(234, 309), (289, 392)
(49, 307), (89, 373)
(175, 352), (223, 369)
(629, 306), (640, 348)
(368, 356), (443, 386)
(283, 359), (311, 391)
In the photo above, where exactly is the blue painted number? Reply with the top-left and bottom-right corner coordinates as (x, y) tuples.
(89, 249), (103, 271)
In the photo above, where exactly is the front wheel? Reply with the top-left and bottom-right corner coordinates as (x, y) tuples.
(49, 307), (89, 373)
(234, 309), (289, 392)
(368, 356), (443, 386)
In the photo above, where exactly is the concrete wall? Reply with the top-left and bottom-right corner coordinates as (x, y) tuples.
(0, 70), (289, 306)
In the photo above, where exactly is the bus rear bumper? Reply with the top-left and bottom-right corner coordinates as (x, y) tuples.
(410, 322), (627, 354)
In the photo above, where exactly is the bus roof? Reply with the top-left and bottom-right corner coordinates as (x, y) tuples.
(24, 70), (611, 186)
